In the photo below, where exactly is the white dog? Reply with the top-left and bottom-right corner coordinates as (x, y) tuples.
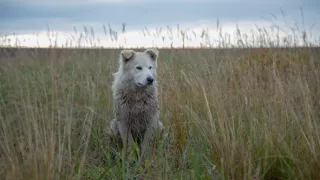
(109, 49), (164, 162)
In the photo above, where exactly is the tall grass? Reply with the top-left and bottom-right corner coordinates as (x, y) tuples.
(0, 19), (320, 179)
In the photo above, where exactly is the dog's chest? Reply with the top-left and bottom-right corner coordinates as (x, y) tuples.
(128, 97), (157, 124)
(116, 90), (159, 129)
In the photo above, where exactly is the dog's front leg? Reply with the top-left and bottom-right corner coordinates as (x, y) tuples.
(139, 127), (153, 165)
(139, 121), (162, 165)
(117, 122), (133, 158)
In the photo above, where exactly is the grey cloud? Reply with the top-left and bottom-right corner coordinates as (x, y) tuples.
(0, 0), (319, 34)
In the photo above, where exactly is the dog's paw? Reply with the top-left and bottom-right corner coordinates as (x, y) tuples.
(109, 119), (120, 136)
(157, 120), (164, 130)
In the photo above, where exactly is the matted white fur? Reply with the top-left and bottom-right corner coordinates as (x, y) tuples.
(109, 48), (164, 162)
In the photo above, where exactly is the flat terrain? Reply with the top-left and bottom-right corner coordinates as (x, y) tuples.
(0, 47), (319, 179)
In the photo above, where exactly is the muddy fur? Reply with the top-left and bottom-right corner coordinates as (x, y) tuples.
(108, 49), (164, 162)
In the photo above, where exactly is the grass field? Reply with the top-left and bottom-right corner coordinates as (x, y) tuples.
(0, 46), (319, 180)
(0, 20), (320, 180)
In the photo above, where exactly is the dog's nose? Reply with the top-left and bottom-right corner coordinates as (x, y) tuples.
(147, 77), (154, 85)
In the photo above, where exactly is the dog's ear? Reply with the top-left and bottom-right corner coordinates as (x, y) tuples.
(121, 49), (135, 62)
(144, 48), (159, 61)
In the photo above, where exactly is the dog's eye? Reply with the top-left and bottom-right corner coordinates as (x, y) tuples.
(136, 66), (142, 70)
(149, 66), (152, 69)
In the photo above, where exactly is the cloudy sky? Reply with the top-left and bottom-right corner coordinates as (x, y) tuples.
(1, 0), (319, 47)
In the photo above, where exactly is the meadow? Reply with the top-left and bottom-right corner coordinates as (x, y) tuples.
(0, 22), (320, 179)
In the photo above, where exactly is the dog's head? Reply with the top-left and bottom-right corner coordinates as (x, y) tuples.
(119, 49), (159, 87)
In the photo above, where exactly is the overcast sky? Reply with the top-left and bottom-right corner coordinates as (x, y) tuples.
(1, 0), (319, 47)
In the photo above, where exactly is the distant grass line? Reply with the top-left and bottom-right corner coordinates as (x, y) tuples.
(1, 46), (320, 59)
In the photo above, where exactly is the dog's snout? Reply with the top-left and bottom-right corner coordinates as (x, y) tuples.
(147, 77), (154, 85)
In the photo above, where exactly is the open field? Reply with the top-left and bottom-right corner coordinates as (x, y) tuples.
(0, 46), (320, 180)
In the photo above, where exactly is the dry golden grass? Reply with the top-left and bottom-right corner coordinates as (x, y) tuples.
(0, 45), (319, 179)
